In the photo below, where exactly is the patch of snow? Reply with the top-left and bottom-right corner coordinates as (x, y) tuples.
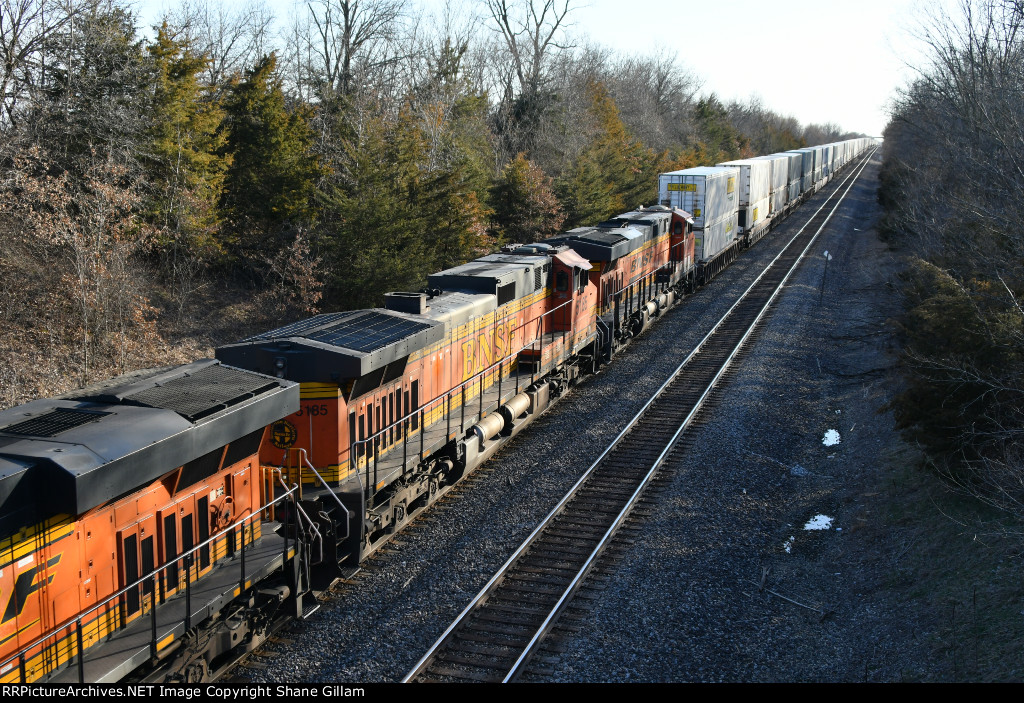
(804, 514), (833, 531)
(790, 464), (809, 477)
(823, 429), (841, 446)
(783, 536), (795, 553)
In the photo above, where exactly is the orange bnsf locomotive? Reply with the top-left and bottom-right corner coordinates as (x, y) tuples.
(0, 362), (300, 683)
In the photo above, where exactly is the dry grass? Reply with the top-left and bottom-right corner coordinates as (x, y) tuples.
(880, 448), (1024, 681)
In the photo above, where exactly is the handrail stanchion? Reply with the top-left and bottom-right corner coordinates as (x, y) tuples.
(294, 449), (350, 537)
(149, 576), (158, 657)
(185, 554), (192, 631)
(239, 519), (247, 592)
(76, 619), (84, 683)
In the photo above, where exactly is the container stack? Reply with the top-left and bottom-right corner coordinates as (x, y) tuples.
(786, 148), (817, 195)
(658, 166), (740, 263)
(780, 152), (804, 205)
(716, 159), (771, 234)
(752, 154), (789, 215)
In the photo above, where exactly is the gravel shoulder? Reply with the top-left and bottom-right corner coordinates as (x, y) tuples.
(236, 154), (951, 683)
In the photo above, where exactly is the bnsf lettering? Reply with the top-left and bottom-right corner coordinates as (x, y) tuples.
(630, 250), (655, 273)
(462, 322), (517, 381)
(1, 554), (61, 624)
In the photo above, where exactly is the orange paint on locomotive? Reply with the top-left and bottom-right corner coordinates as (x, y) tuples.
(0, 440), (265, 683)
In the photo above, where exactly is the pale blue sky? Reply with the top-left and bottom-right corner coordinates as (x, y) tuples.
(133, 0), (934, 136)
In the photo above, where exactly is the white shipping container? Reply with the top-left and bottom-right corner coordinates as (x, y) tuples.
(787, 177), (801, 203)
(658, 167), (739, 231)
(716, 159), (772, 232)
(810, 145), (825, 188)
(787, 149), (816, 193)
(782, 152), (803, 186)
(752, 155), (788, 214)
(832, 142), (846, 169)
(778, 152), (804, 204)
(693, 213), (738, 263)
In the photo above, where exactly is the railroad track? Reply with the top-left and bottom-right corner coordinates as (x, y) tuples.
(403, 148), (877, 683)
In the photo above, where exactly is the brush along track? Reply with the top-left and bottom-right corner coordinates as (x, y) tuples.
(403, 149), (877, 684)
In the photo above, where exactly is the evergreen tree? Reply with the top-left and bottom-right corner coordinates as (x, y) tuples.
(319, 113), (429, 309)
(318, 104), (490, 309)
(557, 81), (663, 228)
(147, 24), (228, 257)
(220, 53), (322, 260)
(491, 153), (565, 244)
(29, 1), (149, 177)
(693, 95), (746, 163)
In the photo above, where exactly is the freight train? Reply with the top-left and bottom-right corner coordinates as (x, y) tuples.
(0, 138), (874, 683)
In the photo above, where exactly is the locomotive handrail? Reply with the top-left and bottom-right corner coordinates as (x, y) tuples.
(275, 471), (323, 565)
(1, 481), (303, 683)
(343, 291), (602, 504)
(288, 447), (351, 541)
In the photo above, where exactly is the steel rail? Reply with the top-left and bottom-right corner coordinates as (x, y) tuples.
(403, 147), (877, 683)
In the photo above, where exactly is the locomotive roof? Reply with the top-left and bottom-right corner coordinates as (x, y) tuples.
(428, 253), (550, 295)
(544, 226), (645, 263)
(216, 308), (445, 382)
(607, 206), (694, 225)
(0, 360), (297, 523)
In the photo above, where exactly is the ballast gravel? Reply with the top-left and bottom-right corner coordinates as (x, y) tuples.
(235, 155), (937, 683)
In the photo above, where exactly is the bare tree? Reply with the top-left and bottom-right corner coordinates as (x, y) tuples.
(0, 0), (77, 128)
(884, 0), (1024, 523)
(284, 0), (407, 101)
(482, 0), (576, 165)
(484, 0), (572, 97)
(606, 47), (700, 152)
(164, 0), (276, 88)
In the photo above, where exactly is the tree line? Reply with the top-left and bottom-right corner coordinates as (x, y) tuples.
(0, 0), (854, 406)
(881, 0), (1024, 521)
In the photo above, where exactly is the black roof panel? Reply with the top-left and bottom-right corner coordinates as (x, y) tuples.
(123, 364), (280, 421)
(217, 309), (445, 382)
(305, 311), (433, 354)
(1, 408), (111, 437)
(243, 312), (354, 342)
